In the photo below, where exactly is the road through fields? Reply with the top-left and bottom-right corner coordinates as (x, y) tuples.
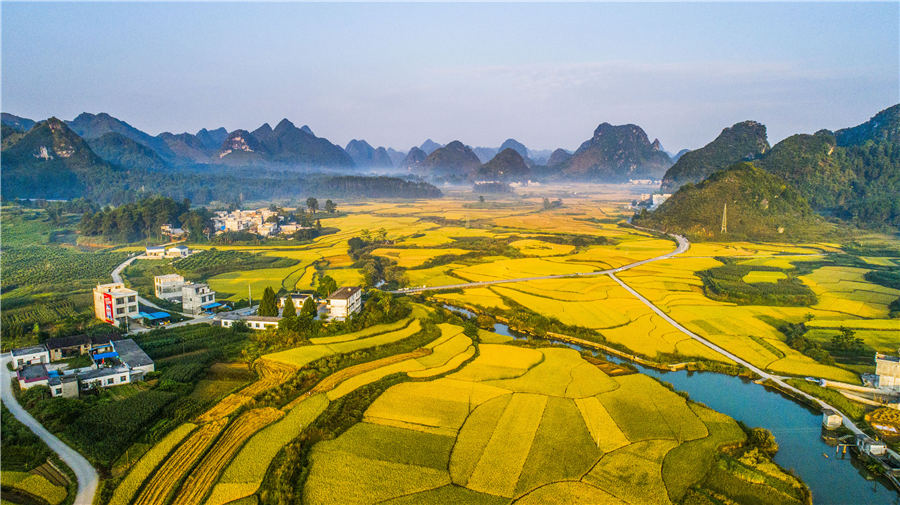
(1, 355), (98, 505)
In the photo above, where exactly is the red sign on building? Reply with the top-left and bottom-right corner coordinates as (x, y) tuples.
(103, 292), (114, 323)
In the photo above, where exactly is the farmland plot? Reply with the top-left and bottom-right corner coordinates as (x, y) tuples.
(303, 343), (789, 505)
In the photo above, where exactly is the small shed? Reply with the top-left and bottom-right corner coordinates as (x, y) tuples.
(822, 409), (843, 430)
(857, 434), (888, 457)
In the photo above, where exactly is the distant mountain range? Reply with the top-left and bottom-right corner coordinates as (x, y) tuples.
(3, 105), (897, 232)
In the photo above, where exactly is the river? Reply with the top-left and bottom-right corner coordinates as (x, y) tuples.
(442, 305), (899, 504)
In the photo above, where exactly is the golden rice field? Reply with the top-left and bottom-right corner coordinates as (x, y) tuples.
(0, 471), (68, 505)
(264, 319), (422, 368)
(742, 271), (787, 283)
(302, 343), (766, 505)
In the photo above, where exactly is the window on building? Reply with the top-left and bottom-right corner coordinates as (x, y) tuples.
(55, 388), (62, 395)
(17, 359), (23, 366)
(106, 378), (114, 385)
(129, 296), (136, 303)
(120, 375), (127, 382)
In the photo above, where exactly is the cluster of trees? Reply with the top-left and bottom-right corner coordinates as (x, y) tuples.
(78, 195), (212, 242)
(348, 231), (408, 288)
(697, 264), (817, 306)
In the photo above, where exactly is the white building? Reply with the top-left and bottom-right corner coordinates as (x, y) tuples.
(166, 244), (191, 258)
(217, 314), (281, 330)
(279, 293), (313, 311)
(145, 246), (166, 258)
(93, 283), (139, 325)
(154, 274), (186, 300)
(11, 345), (49, 370)
(258, 222), (279, 237)
(857, 434), (888, 457)
(822, 409), (842, 429)
(327, 286), (362, 320)
(182, 283), (216, 315)
(79, 365), (132, 390)
(160, 224), (186, 238)
(875, 352), (900, 392)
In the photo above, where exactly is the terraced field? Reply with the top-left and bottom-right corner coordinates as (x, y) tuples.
(302, 343), (799, 505)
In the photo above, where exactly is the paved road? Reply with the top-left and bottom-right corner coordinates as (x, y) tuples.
(394, 229), (895, 455)
(1, 355), (98, 505)
(111, 254), (171, 312)
(391, 234), (689, 294)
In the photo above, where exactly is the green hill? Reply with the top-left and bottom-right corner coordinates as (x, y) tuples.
(1, 117), (120, 199)
(834, 104), (900, 146)
(661, 121), (769, 191)
(87, 132), (169, 170)
(635, 162), (824, 241)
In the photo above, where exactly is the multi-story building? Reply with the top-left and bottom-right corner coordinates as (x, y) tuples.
(93, 283), (139, 325)
(875, 351), (900, 392)
(154, 273), (186, 300)
(258, 222), (279, 236)
(182, 283), (216, 315)
(327, 286), (362, 320)
(217, 314), (281, 330)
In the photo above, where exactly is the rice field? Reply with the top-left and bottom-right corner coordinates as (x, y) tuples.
(303, 344), (788, 504)
(742, 271), (788, 283)
(264, 319), (422, 368)
(302, 342), (781, 504)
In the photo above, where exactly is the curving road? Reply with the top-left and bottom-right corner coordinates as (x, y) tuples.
(391, 234), (690, 294)
(1, 355), (98, 505)
(394, 230), (895, 456)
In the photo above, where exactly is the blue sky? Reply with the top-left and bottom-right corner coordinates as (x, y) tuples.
(2, 2), (898, 152)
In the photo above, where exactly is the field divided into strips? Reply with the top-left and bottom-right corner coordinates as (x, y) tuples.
(264, 319), (422, 368)
(303, 344), (754, 505)
(109, 423), (197, 505)
(618, 257), (862, 381)
(172, 408), (284, 505)
(508, 239), (575, 257)
(801, 266), (900, 319)
(464, 276), (726, 362)
(198, 360), (297, 422)
(132, 418), (228, 505)
(0, 471), (68, 505)
(370, 248), (469, 267)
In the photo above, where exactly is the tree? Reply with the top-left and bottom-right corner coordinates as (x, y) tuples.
(316, 275), (338, 298)
(258, 287), (279, 317)
(748, 428), (779, 456)
(301, 297), (317, 318)
(306, 197), (319, 214)
(282, 298), (297, 318)
(324, 199), (337, 214)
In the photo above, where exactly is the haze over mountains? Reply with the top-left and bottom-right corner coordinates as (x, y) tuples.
(2, 104), (898, 232)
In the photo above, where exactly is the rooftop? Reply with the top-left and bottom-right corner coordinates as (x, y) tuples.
(80, 365), (130, 381)
(11, 345), (48, 357)
(155, 273), (184, 281)
(169, 244), (189, 250)
(146, 246), (166, 251)
(329, 286), (361, 300)
(17, 364), (48, 381)
(876, 353), (900, 363)
(113, 339), (154, 368)
(45, 334), (90, 349)
(246, 315), (282, 322)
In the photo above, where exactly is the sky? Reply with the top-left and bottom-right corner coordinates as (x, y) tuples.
(2, 2), (898, 153)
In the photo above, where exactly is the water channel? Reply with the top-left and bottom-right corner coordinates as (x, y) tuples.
(442, 304), (899, 504)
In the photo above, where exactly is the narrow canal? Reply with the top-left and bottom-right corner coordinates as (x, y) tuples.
(442, 305), (899, 504)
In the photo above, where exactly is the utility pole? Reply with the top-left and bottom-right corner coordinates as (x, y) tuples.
(721, 203), (728, 234)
